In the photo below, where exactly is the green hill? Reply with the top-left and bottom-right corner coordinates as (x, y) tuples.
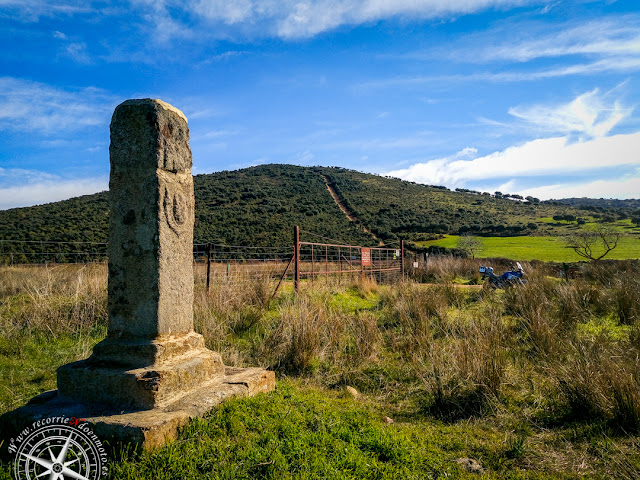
(0, 164), (638, 257)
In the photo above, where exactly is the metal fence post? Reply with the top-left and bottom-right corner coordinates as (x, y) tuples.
(401, 239), (405, 281)
(294, 225), (300, 292)
(206, 242), (212, 292)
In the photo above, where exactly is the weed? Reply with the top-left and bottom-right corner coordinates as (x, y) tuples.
(613, 275), (640, 326)
(418, 315), (506, 421)
(263, 296), (329, 373)
(504, 432), (527, 460)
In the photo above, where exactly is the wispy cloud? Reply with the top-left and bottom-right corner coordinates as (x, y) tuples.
(392, 14), (640, 65)
(362, 14), (640, 87)
(0, 167), (107, 210)
(0, 77), (116, 134)
(0, 0), (95, 21)
(359, 56), (640, 89)
(509, 86), (632, 138)
(62, 41), (92, 63)
(469, 17), (640, 63)
(124, 0), (545, 41)
(200, 129), (240, 139)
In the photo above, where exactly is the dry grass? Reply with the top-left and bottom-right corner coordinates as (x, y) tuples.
(0, 264), (107, 336)
(418, 314), (507, 421)
(613, 274), (640, 326)
(550, 337), (640, 433)
(2, 259), (640, 478)
(410, 255), (482, 283)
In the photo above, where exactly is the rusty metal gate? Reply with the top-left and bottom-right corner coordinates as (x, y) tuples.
(292, 226), (404, 291)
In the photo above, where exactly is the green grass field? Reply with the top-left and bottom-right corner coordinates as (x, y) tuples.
(416, 235), (640, 262)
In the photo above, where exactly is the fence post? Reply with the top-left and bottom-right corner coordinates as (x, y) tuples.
(294, 225), (300, 292)
(400, 239), (405, 281)
(206, 242), (212, 292)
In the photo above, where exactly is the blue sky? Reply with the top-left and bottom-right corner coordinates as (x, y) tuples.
(0, 0), (639, 210)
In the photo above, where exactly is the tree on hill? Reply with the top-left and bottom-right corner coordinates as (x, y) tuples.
(458, 234), (481, 259)
(565, 226), (621, 262)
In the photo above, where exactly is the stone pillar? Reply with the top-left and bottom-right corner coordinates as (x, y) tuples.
(57, 99), (225, 410)
(107, 99), (194, 339)
(3, 99), (274, 450)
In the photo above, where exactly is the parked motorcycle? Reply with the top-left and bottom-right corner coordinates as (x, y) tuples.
(479, 262), (525, 289)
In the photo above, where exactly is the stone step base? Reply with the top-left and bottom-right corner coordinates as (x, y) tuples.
(1, 367), (275, 452)
(57, 347), (226, 410)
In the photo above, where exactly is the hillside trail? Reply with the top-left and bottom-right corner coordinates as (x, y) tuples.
(321, 175), (385, 246)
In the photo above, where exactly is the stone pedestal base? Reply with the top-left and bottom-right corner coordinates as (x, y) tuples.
(57, 333), (226, 410)
(2, 333), (277, 452)
(2, 367), (275, 451)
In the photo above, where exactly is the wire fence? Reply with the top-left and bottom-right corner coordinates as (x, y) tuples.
(193, 242), (294, 289)
(1, 229), (406, 292)
(0, 240), (108, 265)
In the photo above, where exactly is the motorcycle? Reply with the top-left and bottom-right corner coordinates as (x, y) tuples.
(479, 262), (525, 289)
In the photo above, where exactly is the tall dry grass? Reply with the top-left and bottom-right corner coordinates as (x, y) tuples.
(260, 277), (384, 375)
(410, 255), (481, 283)
(415, 311), (507, 421)
(0, 264), (107, 337)
(551, 337), (640, 432)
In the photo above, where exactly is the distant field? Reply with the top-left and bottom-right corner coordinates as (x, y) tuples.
(416, 235), (640, 262)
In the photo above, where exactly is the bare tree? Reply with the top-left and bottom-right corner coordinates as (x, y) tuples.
(566, 226), (621, 261)
(458, 234), (481, 259)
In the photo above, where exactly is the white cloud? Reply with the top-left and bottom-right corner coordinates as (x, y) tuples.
(0, 77), (116, 134)
(358, 56), (640, 88)
(456, 146), (477, 159)
(127, 0), (543, 40)
(475, 17), (640, 63)
(385, 131), (640, 192)
(0, 168), (107, 210)
(496, 179), (517, 193)
(509, 87), (632, 138)
(0, 0), (94, 21)
(520, 176), (640, 201)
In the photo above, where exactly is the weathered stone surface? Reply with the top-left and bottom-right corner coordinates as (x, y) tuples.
(107, 98), (194, 340)
(56, 98), (229, 410)
(345, 386), (359, 399)
(456, 457), (484, 474)
(0, 99), (275, 451)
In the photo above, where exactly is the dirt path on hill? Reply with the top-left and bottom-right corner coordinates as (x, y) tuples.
(321, 175), (384, 246)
